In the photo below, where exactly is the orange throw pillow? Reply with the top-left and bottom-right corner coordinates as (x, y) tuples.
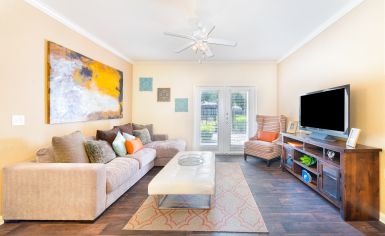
(256, 130), (279, 142)
(125, 138), (144, 154)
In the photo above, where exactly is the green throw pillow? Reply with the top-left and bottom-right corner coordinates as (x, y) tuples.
(133, 128), (152, 145)
(123, 132), (136, 140)
(112, 132), (127, 156)
(84, 140), (116, 163)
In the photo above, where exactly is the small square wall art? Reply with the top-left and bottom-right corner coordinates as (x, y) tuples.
(175, 98), (188, 112)
(139, 77), (153, 91)
(157, 88), (171, 102)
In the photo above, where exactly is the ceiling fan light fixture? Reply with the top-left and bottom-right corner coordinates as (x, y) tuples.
(164, 23), (237, 62)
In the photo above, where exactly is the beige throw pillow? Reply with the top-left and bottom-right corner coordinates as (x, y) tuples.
(36, 147), (55, 163)
(52, 131), (90, 163)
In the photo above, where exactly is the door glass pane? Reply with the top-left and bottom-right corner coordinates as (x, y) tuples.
(231, 91), (248, 146)
(322, 165), (339, 200)
(200, 91), (219, 146)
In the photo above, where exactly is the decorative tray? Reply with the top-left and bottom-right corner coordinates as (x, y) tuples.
(178, 154), (204, 166)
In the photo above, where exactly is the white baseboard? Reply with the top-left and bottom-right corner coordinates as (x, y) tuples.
(380, 212), (385, 224)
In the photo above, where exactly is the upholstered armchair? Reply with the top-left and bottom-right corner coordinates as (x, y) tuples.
(244, 115), (287, 166)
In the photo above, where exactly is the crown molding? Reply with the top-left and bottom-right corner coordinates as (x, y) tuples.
(134, 60), (277, 65)
(278, 0), (365, 63)
(24, 0), (133, 63)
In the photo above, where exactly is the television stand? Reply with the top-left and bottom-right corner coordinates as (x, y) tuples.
(281, 132), (381, 221)
(308, 132), (336, 141)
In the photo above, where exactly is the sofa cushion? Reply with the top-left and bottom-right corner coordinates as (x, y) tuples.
(84, 140), (116, 163)
(133, 128), (152, 145)
(105, 157), (139, 193)
(96, 127), (119, 146)
(144, 139), (186, 159)
(52, 131), (89, 163)
(114, 123), (133, 135)
(125, 148), (156, 168)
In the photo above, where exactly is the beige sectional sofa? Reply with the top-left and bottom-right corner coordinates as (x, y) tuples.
(2, 136), (186, 221)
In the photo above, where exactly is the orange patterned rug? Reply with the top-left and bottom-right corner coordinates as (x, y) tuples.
(123, 162), (268, 233)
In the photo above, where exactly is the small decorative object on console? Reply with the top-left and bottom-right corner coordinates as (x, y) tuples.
(326, 150), (336, 161)
(178, 153), (204, 166)
(287, 121), (298, 134)
(300, 155), (316, 166)
(346, 128), (361, 148)
(301, 170), (312, 183)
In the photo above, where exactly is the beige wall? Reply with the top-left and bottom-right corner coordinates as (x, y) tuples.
(133, 62), (278, 149)
(0, 0), (132, 213)
(278, 0), (385, 221)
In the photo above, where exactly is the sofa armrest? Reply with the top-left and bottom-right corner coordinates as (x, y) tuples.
(3, 163), (106, 221)
(152, 134), (168, 141)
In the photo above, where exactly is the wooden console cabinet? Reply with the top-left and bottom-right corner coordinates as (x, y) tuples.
(281, 132), (381, 221)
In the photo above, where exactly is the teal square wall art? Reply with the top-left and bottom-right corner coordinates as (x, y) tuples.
(139, 77), (153, 91)
(175, 98), (188, 112)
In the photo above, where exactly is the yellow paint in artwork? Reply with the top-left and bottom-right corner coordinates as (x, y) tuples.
(87, 61), (121, 98)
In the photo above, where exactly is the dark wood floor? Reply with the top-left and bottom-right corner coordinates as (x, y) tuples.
(1, 156), (385, 236)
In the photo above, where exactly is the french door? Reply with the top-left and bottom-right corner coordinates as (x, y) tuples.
(194, 86), (256, 154)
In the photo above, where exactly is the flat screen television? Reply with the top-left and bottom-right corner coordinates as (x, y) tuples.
(300, 85), (350, 140)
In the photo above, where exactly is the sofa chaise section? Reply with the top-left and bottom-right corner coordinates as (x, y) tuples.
(144, 139), (186, 166)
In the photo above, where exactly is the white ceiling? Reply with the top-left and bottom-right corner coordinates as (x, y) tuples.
(27, 0), (363, 62)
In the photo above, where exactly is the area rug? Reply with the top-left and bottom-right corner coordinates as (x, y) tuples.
(123, 162), (268, 233)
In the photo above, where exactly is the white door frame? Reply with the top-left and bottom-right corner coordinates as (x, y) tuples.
(193, 86), (256, 154)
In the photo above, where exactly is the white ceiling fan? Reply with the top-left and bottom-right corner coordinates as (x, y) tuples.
(164, 23), (237, 62)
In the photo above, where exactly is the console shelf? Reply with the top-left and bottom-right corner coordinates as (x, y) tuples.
(281, 132), (381, 221)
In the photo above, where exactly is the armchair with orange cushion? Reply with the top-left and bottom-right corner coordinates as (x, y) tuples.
(244, 115), (287, 166)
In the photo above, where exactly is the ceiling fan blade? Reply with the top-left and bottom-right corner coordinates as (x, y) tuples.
(164, 32), (195, 41)
(207, 38), (237, 47)
(175, 41), (196, 53)
(206, 25), (215, 37)
(205, 45), (214, 58)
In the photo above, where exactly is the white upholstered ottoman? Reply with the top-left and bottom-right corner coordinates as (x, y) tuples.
(148, 151), (215, 209)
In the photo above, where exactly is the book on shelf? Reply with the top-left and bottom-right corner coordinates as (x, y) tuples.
(287, 141), (303, 148)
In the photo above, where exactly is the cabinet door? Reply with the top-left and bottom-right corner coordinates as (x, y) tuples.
(319, 161), (341, 205)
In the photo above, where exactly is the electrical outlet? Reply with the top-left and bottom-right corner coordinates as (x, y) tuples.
(12, 115), (25, 126)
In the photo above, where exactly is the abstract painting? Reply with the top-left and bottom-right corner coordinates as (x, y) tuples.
(139, 77), (153, 91)
(175, 98), (188, 112)
(48, 41), (123, 124)
(157, 88), (170, 102)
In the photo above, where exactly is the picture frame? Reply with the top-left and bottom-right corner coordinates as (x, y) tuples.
(287, 121), (298, 134)
(157, 88), (170, 102)
(346, 128), (361, 148)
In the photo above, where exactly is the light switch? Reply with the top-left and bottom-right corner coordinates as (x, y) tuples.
(12, 115), (25, 126)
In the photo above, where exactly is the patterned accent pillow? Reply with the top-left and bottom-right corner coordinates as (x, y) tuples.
(84, 140), (116, 163)
(133, 128), (152, 145)
(133, 124), (153, 139)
